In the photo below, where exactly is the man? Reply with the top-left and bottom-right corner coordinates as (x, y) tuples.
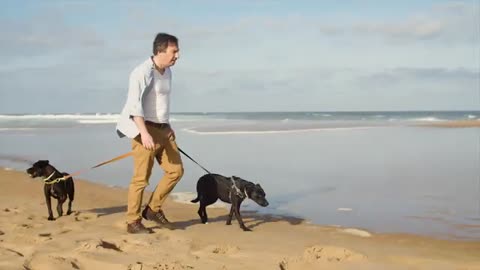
(116, 33), (184, 234)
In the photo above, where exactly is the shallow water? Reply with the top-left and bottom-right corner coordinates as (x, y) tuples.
(0, 117), (479, 240)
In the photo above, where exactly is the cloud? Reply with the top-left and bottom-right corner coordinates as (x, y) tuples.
(353, 20), (444, 39)
(351, 1), (479, 43)
(0, 16), (104, 59)
(0, 63), (477, 113)
(0, 1), (478, 113)
(170, 67), (479, 112)
(357, 67), (479, 84)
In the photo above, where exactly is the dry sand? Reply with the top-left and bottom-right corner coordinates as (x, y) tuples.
(1, 168), (479, 270)
(416, 120), (480, 128)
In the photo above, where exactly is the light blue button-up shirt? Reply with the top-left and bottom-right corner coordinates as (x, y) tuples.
(116, 58), (171, 138)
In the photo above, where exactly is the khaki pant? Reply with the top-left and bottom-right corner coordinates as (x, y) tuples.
(126, 125), (184, 223)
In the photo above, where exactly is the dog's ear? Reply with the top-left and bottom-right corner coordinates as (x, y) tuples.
(256, 183), (262, 188)
(37, 160), (49, 167)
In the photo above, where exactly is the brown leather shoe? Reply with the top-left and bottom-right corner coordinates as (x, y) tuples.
(127, 219), (152, 234)
(142, 206), (173, 229)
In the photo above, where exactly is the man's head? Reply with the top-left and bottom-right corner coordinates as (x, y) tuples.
(152, 33), (179, 68)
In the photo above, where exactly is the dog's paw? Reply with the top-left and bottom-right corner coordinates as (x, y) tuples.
(66, 210), (73, 215)
(47, 216), (55, 221)
(241, 227), (252, 232)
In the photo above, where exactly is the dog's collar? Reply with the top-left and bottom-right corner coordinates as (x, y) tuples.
(230, 177), (248, 199)
(43, 171), (56, 181)
(43, 171), (66, 184)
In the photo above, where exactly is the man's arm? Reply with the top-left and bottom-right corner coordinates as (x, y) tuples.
(127, 69), (154, 150)
(126, 70), (145, 118)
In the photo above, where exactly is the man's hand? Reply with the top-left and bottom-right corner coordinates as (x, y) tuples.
(132, 116), (155, 150)
(167, 128), (176, 141)
(140, 131), (155, 150)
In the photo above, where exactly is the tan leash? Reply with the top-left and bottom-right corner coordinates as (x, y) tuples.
(62, 152), (133, 179)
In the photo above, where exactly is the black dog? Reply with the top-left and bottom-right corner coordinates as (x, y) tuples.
(191, 174), (269, 231)
(26, 160), (75, 221)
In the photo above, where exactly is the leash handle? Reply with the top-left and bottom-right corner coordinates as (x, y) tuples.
(178, 147), (211, 174)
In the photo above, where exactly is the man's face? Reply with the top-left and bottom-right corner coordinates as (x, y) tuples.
(157, 43), (179, 67)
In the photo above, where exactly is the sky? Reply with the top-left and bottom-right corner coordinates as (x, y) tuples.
(0, 0), (479, 113)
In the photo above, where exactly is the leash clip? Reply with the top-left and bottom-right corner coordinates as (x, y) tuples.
(230, 177), (248, 199)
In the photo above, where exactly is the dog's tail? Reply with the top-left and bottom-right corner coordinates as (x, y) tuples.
(190, 196), (200, 203)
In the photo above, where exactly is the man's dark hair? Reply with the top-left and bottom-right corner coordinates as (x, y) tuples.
(153, 33), (178, 55)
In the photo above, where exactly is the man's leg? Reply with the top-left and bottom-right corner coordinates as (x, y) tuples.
(147, 135), (184, 212)
(127, 136), (156, 224)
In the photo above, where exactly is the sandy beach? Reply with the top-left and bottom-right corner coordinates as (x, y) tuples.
(417, 120), (480, 128)
(1, 168), (479, 270)
(1, 0), (479, 268)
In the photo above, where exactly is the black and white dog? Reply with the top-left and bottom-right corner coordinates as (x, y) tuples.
(191, 173), (268, 231)
(26, 160), (75, 221)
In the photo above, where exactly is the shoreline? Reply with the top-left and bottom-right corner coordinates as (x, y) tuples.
(1, 168), (479, 269)
(2, 166), (480, 242)
(414, 119), (480, 128)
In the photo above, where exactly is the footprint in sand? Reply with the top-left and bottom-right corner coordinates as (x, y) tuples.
(117, 236), (165, 255)
(0, 230), (4, 236)
(121, 237), (153, 248)
(59, 229), (72, 235)
(279, 245), (367, 269)
(2, 207), (21, 214)
(76, 239), (123, 253)
(211, 245), (240, 255)
(25, 254), (80, 270)
(192, 244), (240, 259)
(36, 234), (53, 242)
(0, 247), (24, 257)
(127, 263), (143, 270)
(16, 223), (33, 229)
(11, 207), (22, 214)
(0, 247), (25, 269)
(74, 211), (99, 222)
(131, 261), (194, 270)
(14, 222), (44, 231)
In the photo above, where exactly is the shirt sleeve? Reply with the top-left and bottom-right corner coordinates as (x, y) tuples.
(127, 70), (144, 118)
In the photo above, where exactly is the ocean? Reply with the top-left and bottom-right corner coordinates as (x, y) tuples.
(0, 111), (479, 240)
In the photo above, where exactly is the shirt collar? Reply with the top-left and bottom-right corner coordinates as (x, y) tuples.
(149, 56), (156, 70)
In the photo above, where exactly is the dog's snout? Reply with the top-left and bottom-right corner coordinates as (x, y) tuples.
(256, 199), (269, 207)
(26, 168), (35, 177)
